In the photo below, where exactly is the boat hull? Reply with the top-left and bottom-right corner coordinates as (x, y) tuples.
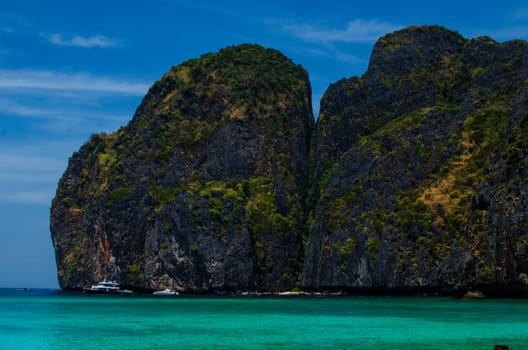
(83, 287), (120, 295)
(153, 289), (178, 296)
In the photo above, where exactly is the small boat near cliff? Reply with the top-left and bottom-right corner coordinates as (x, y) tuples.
(83, 280), (122, 294)
(153, 288), (179, 296)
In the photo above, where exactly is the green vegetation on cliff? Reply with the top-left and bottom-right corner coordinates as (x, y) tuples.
(304, 25), (528, 295)
(51, 27), (528, 296)
(51, 44), (313, 292)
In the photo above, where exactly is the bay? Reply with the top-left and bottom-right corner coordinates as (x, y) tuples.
(0, 289), (527, 349)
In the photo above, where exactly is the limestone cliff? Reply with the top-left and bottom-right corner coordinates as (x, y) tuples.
(304, 26), (528, 296)
(50, 44), (314, 291)
(51, 27), (528, 296)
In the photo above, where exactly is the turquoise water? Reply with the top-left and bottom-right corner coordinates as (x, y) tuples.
(0, 289), (527, 349)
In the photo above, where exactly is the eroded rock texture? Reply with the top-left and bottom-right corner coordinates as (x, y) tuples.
(51, 26), (528, 296)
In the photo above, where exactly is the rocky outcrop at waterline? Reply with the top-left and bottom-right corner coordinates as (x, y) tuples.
(51, 26), (528, 296)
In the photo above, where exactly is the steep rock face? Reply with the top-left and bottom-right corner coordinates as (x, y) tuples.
(304, 26), (528, 295)
(51, 26), (528, 296)
(51, 44), (314, 291)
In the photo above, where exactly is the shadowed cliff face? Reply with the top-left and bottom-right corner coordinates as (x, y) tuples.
(304, 26), (528, 295)
(50, 44), (314, 291)
(51, 26), (528, 295)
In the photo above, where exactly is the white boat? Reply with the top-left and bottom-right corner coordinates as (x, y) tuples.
(153, 288), (179, 296)
(83, 280), (121, 294)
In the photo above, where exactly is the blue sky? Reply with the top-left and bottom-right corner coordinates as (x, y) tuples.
(1, 0), (528, 288)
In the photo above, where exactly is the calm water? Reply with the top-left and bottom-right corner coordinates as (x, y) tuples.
(0, 289), (527, 349)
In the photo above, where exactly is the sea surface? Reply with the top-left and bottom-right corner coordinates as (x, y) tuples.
(0, 289), (527, 349)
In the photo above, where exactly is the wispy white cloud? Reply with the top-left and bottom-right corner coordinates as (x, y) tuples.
(298, 46), (361, 64)
(0, 148), (65, 175)
(0, 98), (131, 137)
(0, 97), (130, 122)
(0, 97), (55, 118)
(283, 19), (400, 43)
(0, 151), (59, 204)
(0, 12), (32, 33)
(0, 26), (15, 34)
(0, 191), (53, 204)
(333, 49), (361, 64)
(0, 69), (149, 95)
(0, 171), (58, 184)
(0, 144), (72, 204)
(41, 32), (119, 48)
(0, 142), (74, 205)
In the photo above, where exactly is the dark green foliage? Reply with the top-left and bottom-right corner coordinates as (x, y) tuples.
(505, 115), (528, 171)
(50, 43), (314, 292)
(106, 186), (133, 207)
(479, 266), (494, 282)
(148, 185), (177, 207)
(126, 264), (144, 283)
(339, 237), (356, 259)
(52, 26), (528, 295)
(305, 25), (528, 293)
(244, 177), (296, 238)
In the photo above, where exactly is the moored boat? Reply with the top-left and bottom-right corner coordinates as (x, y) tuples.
(153, 288), (179, 296)
(83, 280), (121, 294)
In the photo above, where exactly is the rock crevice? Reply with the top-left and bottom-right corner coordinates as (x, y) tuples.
(51, 27), (528, 296)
